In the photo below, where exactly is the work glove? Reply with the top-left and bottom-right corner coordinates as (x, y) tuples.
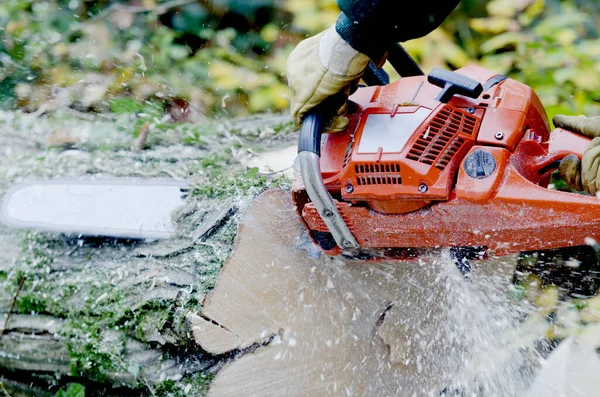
(286, 26), (371, 132)
(554, 115), (600, 195)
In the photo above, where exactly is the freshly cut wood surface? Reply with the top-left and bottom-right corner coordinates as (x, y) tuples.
(198, 190), (504, 397)
(190, 314), (242, 355)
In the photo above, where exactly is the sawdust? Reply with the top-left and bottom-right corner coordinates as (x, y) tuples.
(195, 190), (538, 397)
(527, 323), (600, 396)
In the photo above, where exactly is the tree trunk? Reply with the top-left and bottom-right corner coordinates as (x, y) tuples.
(0, 111), (296, 396)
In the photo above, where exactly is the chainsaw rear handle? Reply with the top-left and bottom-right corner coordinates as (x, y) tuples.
(297, 109), (328, 156)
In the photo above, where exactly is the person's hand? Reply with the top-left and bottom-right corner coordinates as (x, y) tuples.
(554, 115), (600, 195)
(286, 26), (371, 132)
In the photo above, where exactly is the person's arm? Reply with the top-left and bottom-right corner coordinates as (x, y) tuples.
(336, 0), (461, 60)
(286, 0), (461, 131)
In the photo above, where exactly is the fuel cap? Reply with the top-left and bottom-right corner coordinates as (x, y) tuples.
(464, 150), (496, 179)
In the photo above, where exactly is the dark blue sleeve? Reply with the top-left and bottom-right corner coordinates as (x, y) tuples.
(336, 0), (461, 59)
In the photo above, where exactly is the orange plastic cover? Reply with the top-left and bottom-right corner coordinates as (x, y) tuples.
(293, 65), (599, 255)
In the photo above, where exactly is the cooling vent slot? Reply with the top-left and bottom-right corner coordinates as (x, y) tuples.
(355, 163), (400, 173)
(357, 175), (402, 186)
(354, 162), (402, 186)
(407, 107), (477, 171)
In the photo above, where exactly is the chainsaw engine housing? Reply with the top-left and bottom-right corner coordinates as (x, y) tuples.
(293, 65), (600, 257)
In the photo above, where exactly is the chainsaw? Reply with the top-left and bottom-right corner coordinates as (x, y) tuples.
(292, 44), (598, 269)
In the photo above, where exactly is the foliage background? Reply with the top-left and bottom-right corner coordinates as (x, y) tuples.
(1, 0), (599, 123)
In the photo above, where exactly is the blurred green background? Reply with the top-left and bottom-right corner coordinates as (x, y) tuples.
(1, 0), (599, 122)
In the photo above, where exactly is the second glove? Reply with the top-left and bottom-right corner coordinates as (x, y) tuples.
(555, 115), (600, 195)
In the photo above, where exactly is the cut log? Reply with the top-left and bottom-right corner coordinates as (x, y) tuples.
(0, 313), (211, 387)
(0, 229), (213, 391)
(197, 190), (537, 396)
(1, 378), (54, 397)
(135, 200), (236, 258)
(0, 315), (70, 375)
(190, 314), (242, 355)
(0, 111), (301, 394)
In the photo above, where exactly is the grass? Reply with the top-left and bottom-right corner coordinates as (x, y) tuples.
(191, 167), (289, 199)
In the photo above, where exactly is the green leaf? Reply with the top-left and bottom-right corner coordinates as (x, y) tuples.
(0, 77), (16, 110)
(480, 32), (526, 54)
(55, 383), (85, 397)
(109, 98), (143, 114)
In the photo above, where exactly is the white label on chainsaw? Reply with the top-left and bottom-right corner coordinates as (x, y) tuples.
(358, 108), (431, 153)
(0, 179), (187, 239)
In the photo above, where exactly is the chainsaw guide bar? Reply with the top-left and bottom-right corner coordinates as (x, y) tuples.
(1, 179), (188, 240)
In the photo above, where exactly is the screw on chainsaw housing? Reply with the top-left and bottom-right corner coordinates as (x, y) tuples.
(495, 131), (504, 140)
(345, 184), (354, 194)
(467, 107), (475, 114)
(418, 183), (428, 193)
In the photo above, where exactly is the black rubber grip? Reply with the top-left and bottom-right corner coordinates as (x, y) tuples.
(298, 111), (327, 156)
(482, 74), (507, 91)
(428, 68), (483, 103)
(362, 62), (390, 86)
(387, 43), (424, 77)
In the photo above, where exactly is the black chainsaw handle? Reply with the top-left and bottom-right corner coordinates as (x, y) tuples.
(297, 109), (329, 156)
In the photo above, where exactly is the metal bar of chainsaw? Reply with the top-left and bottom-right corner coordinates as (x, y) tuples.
(298, 112), (359, 250)
(298, 152), (359, 249)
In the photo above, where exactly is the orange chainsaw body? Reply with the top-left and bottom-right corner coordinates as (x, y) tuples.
(292, 65), (597, 257)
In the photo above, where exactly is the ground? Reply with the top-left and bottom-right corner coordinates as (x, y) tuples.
(1, 110), (600, 397)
